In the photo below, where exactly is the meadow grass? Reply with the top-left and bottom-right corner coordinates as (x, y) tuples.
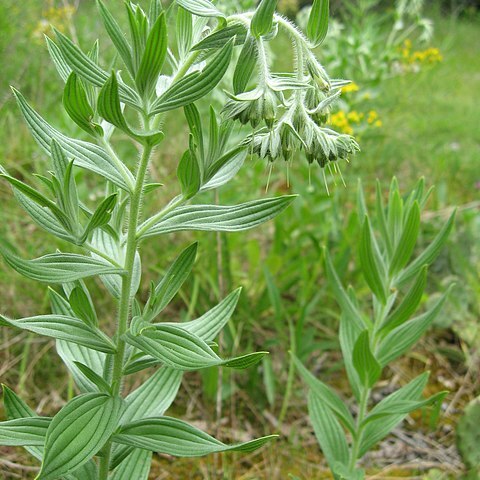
(0, 3), (478, 478)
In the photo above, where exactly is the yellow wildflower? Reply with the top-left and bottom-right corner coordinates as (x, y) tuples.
(341, 82), (360, 94)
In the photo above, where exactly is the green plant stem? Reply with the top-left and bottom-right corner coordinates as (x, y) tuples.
(349, 387), (370, 472)
(98, 143), (153, 479)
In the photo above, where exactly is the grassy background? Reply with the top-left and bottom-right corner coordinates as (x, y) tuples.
(0, 1), (479, 479)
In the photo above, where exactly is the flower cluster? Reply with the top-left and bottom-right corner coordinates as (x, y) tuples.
(222, 15), (359, 178)
(329, 110), (382, 135)
(401, 39), (443, 66)
(31, 2), (76, 42)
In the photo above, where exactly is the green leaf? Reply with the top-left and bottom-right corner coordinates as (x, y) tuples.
(37, 393), (122, 480)
(170, 288), (242, 341)
(362, 391), (448, 426)
(359, 217), (387, 304)
(138, 195), (295, 238)
(395, 210), (456, 286)
(97, 0), (134, 77)
(0, 417), (51, 446)
(0, 314), (116, 354)
(251, 0), (278, 38)
(46, 36), (71, 82)
(233, 34), (257, 94)
(80, 193), (118, 243)
(73, 362), (112, 394)
(292, 354), (355, 434)
(124, 324), (267, 371)
(151, 39), (234, 114)
(12, 88), (134, 191)
(307, 0), (329, 47)
(110, 448), (152, 480)
(376, 286), (452, 366)
(113, 416), (275, 455)
(63, 73), (102, 137)
(352, 330), (382, 388)
(53, 29), (140, 109)
(339, 310), (362, 401)
(201, 147), (246, 192)
(387, 187), (403, 246)
(307, 392), (349, 473)
(122, 367), (183, 424)
(0, 173), (71, 231)
(389, 201), (420, 277)
(0, 248), (125, 284)
(136, 12), (167, 95)
(380, 265), (428, 333)
(324, 249), (367, 330)
(176, 0), (225, 19)
(358, 372), (429, 456)
(177, 149), (201, 199)
(375, 180), (393, 258)
(176, 7), (193, 59)
(144, 242), (198, 321)
(192, 23), (247, 51)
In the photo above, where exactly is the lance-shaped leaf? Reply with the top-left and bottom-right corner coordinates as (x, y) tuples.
(124, 324), (267, 371)
(0, 248), (125, 284)
(12, 89), (134, 191)
(201, 146), (246, 192)
(307, 0), (329, 47)
(359, 216), (387, 304)
(307, 392), (349, 472)
(136, 12), (167, 95)
(176, 0), (225, 19)
(0, 314), (117, 354)
(0, 417), (51, 447)
(53, 29), (141, 109)
(63, 73), (102, 137)
(177, 6), (193, 59)
(362, 391), (448, 426)
(352, 330), (382, 388)
(192, 23), (247, 51)
(111, 448), (152, 480)
(251, 0), (278, 38)
(389, 201), (420, 277)
(144, 242), (198, 321)
(37, 393), (123, 480)
(73, 362), (112, 394)
(177, 149), (200, 199)
(379, 265), (428, 333)
(98, 72), (164, 146)
(1, 386), (97, 480)
(122, 367), (183, 424)
(358, 372), (429, 456)
(324, 248), (367, 330)
(80, 193), (118, 243)
(0, 172), (71, 231)
(97, 0), (134, 77)
(169, 288), (242, 341)
(151, 39), (233, 114)
(395, 210), (456, 286)
(113, 416), (275, 455)
(292, 354), (355, 434)
(376, 286), (452, 366)
(46, 36), (72, 82)
(233, 34), (257, 94)
(138, 195), (295, 238)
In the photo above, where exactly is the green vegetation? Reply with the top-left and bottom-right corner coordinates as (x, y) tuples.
(0, 1), (479, 479)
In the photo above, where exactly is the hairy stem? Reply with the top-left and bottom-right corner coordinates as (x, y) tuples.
(98, 142), (153, 479)
(349, 386), (370, 472)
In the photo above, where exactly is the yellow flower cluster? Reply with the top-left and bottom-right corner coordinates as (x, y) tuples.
(31, 3), (76, 42)
(329, 110), (382, 135)
(401, 39), (443, 65)
(341, 82), (360, 94)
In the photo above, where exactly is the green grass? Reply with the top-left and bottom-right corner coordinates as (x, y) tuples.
(0, 3), (479, 478)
